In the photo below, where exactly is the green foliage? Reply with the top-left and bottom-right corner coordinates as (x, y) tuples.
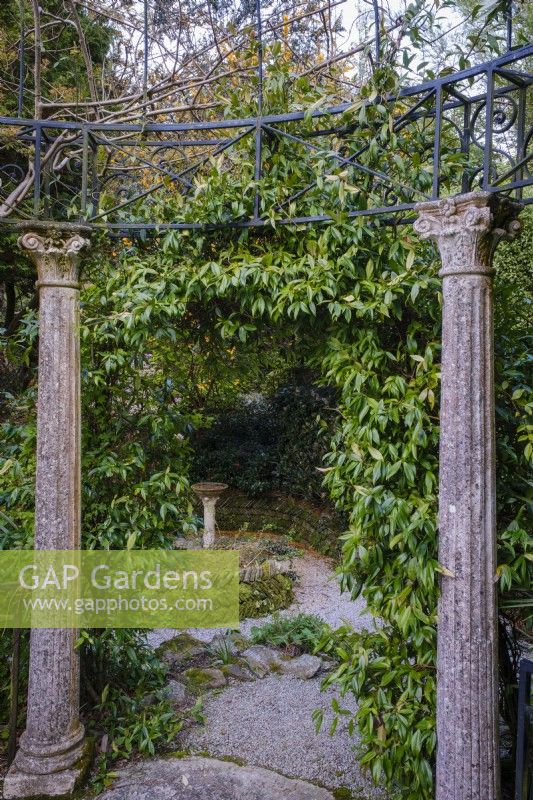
(0, 630), (29, 742)
(93, 689), (181, 759)
(0, 250), (205, 551)
(79, 629), (183, 789)
(151, 50), (532, 793)
(193, 380), (336, 500)
(251, 612), (328, 654)
(209, 632), (238, 665)
(319, 624), (436, 795)
(0, 392), (36, 548)
(139, 154), (529, 797)
(0, 28), (530, 800)
(135, 171), (443, 795)
(494, 206), (533, 331)
(452, 0), (533, 60)
(79, 256), (203, 549)
(316, 223), (531, 797)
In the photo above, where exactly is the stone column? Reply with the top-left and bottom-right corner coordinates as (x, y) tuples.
(4, 222), (91, 799)
(191, 483), (228, 548)
(202, 497), (218, 548)
(414, 192), (521, 800)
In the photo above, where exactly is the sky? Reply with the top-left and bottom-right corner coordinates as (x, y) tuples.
(336, 0), (465, 77)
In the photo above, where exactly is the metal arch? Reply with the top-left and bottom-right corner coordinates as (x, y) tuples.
(0, 3), (532, 233)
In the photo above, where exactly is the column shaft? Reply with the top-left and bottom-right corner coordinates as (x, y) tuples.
(4, 223), (91, 799)
(414, 192), (521, 800)
(437, 270), (498, 798)
(203, 498), (217, 548)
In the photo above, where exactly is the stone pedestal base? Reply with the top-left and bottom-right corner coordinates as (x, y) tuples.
(3, 738), (93, 799)
(191, 482), (228, 549)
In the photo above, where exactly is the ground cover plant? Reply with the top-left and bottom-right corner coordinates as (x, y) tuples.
(251, 613), (329, 655)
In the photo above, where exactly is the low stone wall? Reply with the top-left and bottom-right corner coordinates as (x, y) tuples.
(239, 572), (294, 619)
(174, 534), (296, 618)
(186, 491), (344, 618)
(214, 491), (345, 558)
(239, 558), (292, 583)
(239, 558), (294, 619)
(174, 537), (294, 583)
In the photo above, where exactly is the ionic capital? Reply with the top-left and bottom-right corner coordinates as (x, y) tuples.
(17, 222), (91, 289)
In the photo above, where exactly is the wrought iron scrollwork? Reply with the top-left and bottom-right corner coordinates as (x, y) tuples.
(0, 41), (531, 231)
(0, 163), (25, 185)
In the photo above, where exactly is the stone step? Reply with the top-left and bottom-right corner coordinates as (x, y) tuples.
(98, 755), (334, 800)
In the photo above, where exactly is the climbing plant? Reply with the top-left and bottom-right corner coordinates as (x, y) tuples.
(67, 127), (529, 800)
(0, 18), (531, 800)
(92, 53), (529, 795)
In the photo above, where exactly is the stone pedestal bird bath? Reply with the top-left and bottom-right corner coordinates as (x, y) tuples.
(191, 483), (228, 548)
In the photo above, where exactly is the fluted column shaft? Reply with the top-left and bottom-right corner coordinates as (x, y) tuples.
(4, 222), (91, 799)
(414, 193), (521, 800)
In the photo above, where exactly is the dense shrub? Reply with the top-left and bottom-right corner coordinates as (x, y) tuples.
(192, 378), (337, 500)
(79, 629), (183, 789)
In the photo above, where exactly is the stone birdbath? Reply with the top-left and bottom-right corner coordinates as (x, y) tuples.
(191, 482), (228, 548)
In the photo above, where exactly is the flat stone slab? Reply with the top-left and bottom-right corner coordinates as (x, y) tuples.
(98, 756), (334, 799)
(241, 646), (322, 679)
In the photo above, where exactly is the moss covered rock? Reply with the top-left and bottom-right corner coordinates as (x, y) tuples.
(182, 667), (227, 692)
(239, 573), (294, 619)
(155, 632), (207, 667)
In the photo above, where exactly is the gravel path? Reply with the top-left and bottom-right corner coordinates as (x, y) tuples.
(145, 551), (383, 797)
(181, 675), (384, 797)
(147, 550), (372, 648)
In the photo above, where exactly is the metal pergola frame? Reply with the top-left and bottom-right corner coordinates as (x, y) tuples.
(0, 2), (532, 232)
